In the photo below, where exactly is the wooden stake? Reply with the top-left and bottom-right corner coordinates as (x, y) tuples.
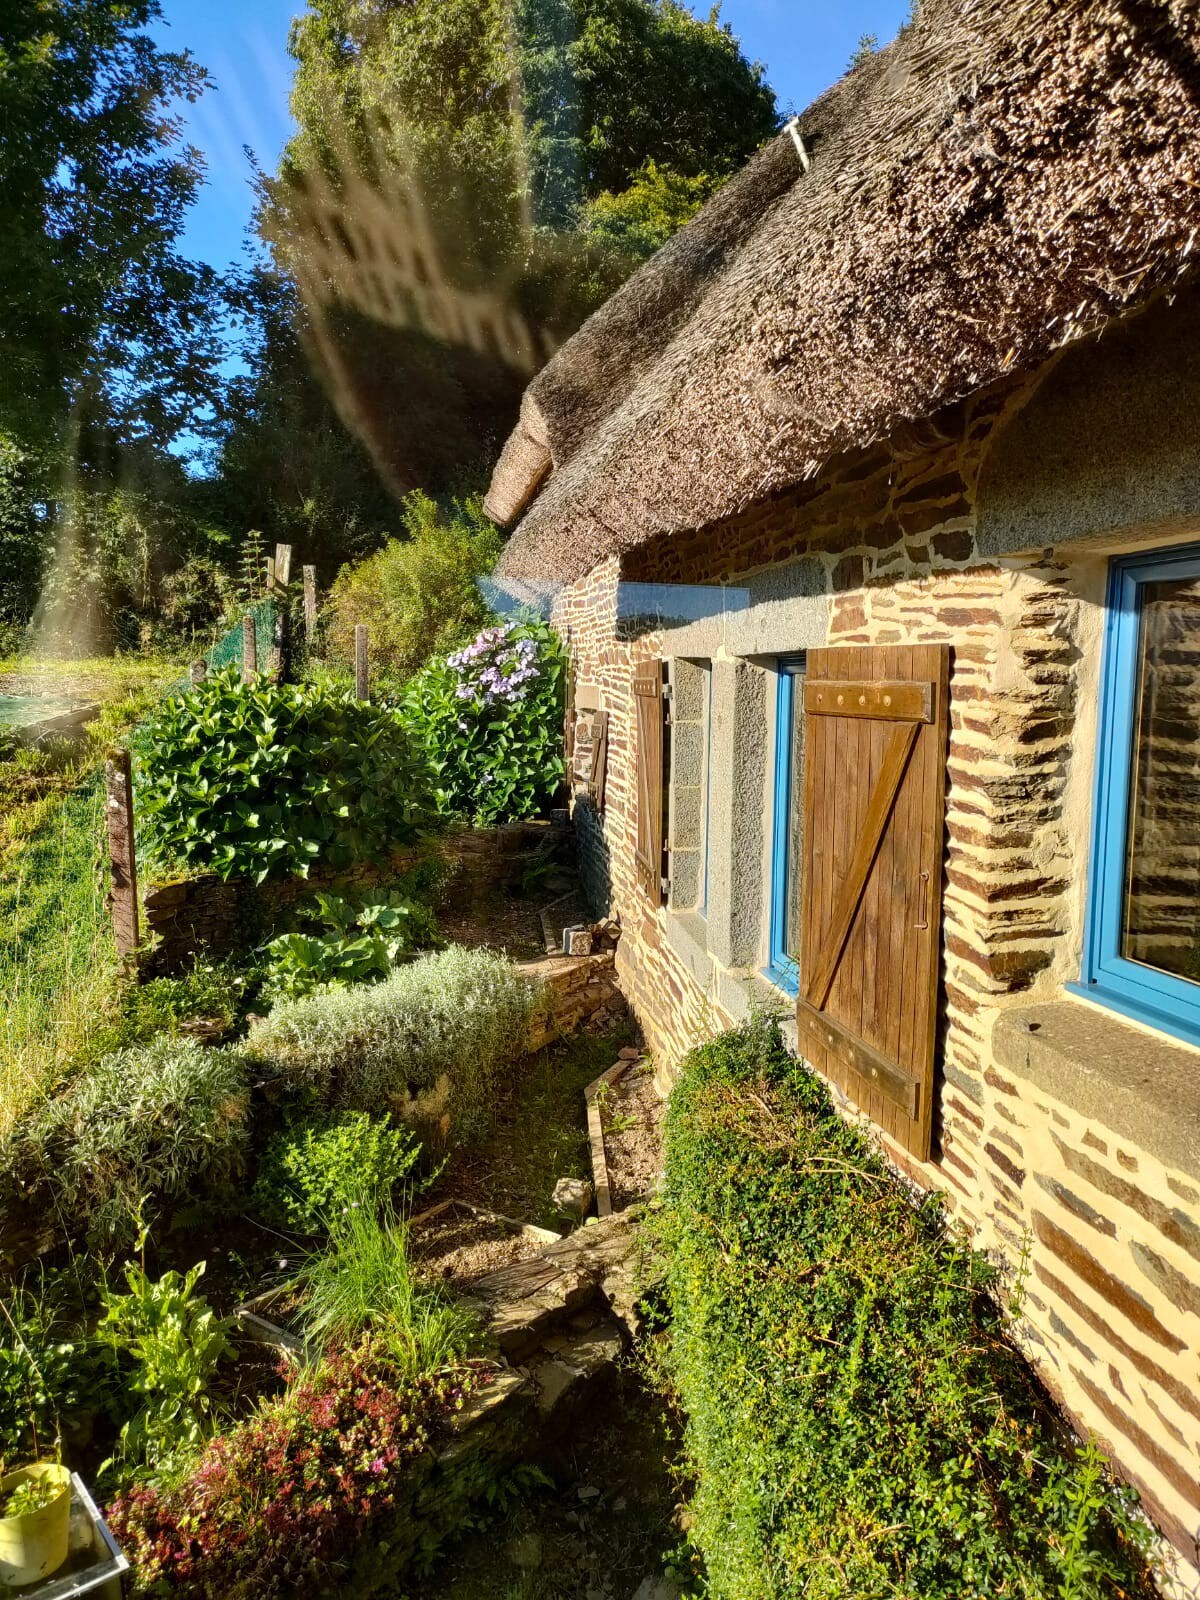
(303, 565), (317, 643)
(105, 749), (140, 960)
(354, 623), (369, 700)
(273, 543), (293, 591)
(242, 613), (258, 680)
(271, 542), (293, 681)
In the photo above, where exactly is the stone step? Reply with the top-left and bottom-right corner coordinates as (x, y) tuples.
(469, 1212), (642, 1358)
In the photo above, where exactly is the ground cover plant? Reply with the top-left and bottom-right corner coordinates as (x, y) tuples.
(261, 888), (440, 1002)
(250, 944), (541, 1138)
(655, 1015), (1162, 1600)
(108, 1343), (478, 1598)
(402, 619), (566, 827)
(133, 665), (433, 882)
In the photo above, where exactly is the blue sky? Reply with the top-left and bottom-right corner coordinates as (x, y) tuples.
(152, 0), (912, 279)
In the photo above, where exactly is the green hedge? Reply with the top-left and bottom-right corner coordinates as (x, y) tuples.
(656, 1017), (1161, 1600)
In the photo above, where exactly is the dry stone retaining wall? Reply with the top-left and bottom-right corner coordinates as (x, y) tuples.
(554, 370), (1200, 1583)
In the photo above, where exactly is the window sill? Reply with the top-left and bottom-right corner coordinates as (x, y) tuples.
(991, 997), (1200, 1182)
(663, 909), (713, 987)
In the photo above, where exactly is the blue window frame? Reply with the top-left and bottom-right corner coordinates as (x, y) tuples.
(766, 656), (807, 995)
(1072, 544), (1200, 1046)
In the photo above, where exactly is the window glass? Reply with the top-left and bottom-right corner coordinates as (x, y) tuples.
(1123, 573), (1200, 980)
(1077, 545), (1200, 1045)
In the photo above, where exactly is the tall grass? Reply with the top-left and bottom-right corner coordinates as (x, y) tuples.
(292, 1206), (476, 1377)
(0, 657), (176, 1132)
(0, 774), (117, 1132)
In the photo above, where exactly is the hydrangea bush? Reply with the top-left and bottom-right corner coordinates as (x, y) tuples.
(402, 618), (565, 826)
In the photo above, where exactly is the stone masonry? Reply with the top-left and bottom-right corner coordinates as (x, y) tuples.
(553, 361), (1200, 1585)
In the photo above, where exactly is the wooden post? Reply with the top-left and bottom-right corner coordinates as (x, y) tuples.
(242, 613), (258, 680)
(189, 658), (207, 687)
(303, 565), (317, 644)
(271, 542), (293, 681)
(273, 543), (293, 591)
(105, 749), (140, 959)
(355, 623), (369, 700)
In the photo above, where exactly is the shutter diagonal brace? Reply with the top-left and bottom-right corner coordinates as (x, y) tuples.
(803, 718), (921, 1011)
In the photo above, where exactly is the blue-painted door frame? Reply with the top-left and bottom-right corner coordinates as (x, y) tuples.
(766, 657), (807, 995)
(1070, 543), (1200, 1046)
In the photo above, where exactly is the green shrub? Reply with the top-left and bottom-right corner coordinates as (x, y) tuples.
(133, 665), (433, 883)
(251, 945), (540, 1139)
(3, 1037), (251, 1244)
(326, 492), (500, 684)
(96, 1258), (231, 1489)
(261, 889), (439, 1003)
(0, 1272), (82, 1467)
(290, 1205), (475, 1375)
(656, 1016), (1161, 1600)
(253, 1111), (425, 1233)
(401, 618), (566, 826)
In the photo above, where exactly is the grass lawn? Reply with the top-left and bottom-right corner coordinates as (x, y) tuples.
(0, 654), (177, 1130)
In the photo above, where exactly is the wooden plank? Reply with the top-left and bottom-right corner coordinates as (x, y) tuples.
(796, 999), (919, 1119)
(797, 642), (951, 1163)
(911, 643), (950, 1160)
(242, 613), (258, 680)
(589, 710), (609, 810)
(805, 678), (932, 723)
(803, 717), (920, 1011)
(303, 565), (318, 642)
(354, 623), (369, 700)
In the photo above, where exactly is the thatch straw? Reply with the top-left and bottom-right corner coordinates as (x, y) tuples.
(494, 0), (1200, 581)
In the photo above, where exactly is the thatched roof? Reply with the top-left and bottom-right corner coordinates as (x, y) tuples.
(490, 0), (1200, 581)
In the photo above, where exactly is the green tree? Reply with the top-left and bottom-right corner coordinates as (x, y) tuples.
(0, 0), (223, 451)
(239, 0), (778, 531)
(325, 491), (501, 681)
(0, 0), (230, 634)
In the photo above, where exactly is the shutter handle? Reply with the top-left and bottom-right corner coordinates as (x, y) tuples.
(915, 870), (930, 931)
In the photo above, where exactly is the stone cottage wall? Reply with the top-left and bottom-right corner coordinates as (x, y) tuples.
(553, 371), (1200, 1583)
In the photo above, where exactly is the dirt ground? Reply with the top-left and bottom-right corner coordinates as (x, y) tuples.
(410, 1204), (551, 1286)
(404, 1363), (695, 1600)
(601, 1061), (665, 1213)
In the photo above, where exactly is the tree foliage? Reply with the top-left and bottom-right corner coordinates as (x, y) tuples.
(247, 0), (778, 511)
(0, 0), (223, 450)
(325, 492), (500, 682)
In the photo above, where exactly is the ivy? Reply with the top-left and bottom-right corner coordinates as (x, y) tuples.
(654, 1017), (1163, 1600)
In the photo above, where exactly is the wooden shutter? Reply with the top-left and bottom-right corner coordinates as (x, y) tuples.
(796, 644), (950, 1160)
(633, 662), (666, 902)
